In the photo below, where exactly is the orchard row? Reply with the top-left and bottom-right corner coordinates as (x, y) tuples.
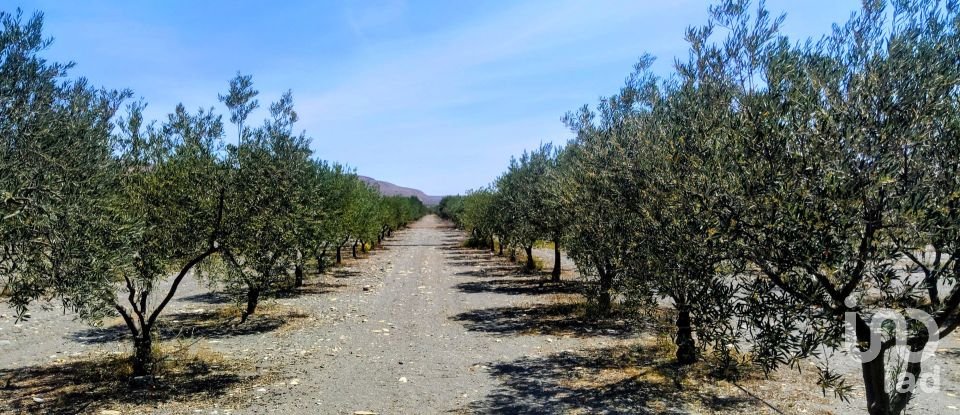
(440, 2), (960, 414)
(0, 10), (426, 377)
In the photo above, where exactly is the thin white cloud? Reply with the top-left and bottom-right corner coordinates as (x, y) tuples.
(296, 0), (695, 125)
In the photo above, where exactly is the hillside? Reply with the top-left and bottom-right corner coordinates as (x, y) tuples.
(358, 175), (443, 206)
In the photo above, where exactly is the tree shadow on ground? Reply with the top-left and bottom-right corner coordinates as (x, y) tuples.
(451, 302), (635, 338)
(461, 344), (756, 414)
(452, 266), (523, 278)
(72, 307), (307, 344)
(0, 353), (255, 414)
(437, 244), (482, 253)
(178, 291), (232, 305)
(444, 252), (497, 261)
(444, 251), (504, 268)
(276, 281), (348, 298)
(446, 260), (503, 268)
(383, 243), (451, 247)
(329, 269), (362, 278)
(455, 279), (583, 296)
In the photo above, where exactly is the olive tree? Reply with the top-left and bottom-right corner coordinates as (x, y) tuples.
(720, 1), (960, 413)
(0, 11), (235, 376)
(0, 11), (125, 321)
(460, 188), (496, 249)
(559, 107), (635, 313)
(110, 102), (227, 375)
(221, 90), (311, 322)
(438, 195), (465, 226)
(495, 148), (557, 272)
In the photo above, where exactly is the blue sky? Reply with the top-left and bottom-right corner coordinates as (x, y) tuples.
(11, 0), (859, 195)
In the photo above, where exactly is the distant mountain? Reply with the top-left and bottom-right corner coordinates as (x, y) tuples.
(358, 175), (444, 206)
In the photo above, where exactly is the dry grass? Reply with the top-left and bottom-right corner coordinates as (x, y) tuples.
(0, 342), (275, 414)
(534, 293), (840, 414)
(547, 338), (822, 414)
(509, 248), (544, 271)
(533, 240), (556, 249)
(256, 302), (313, 336)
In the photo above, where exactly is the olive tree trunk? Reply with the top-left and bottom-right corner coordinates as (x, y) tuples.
(132, 334), (154, 377)
(294, 264), (305, 287)
(855, 313), (923, 415)
(675, 303), (697, 365)
(597, 264), (613, 314)
(551, 240), (561, 282)
(316, 251), (326, 274)
(524, 245), (535, 272)
(241, 284), (261, 324)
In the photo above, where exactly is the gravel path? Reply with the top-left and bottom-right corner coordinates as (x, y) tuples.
(4, 215), (960, 414)
(248, 215), (602, 414)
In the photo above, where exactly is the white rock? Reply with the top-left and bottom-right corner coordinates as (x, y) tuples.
(398, 377), (408, 383)
(31, 397), (45, 403)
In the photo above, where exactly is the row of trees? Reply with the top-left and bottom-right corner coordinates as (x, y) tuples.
(0, 10), (426, 376)
(443, 1), (960, 414)
(438, 143), (569, 280)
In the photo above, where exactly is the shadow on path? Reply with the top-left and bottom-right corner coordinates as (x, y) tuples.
(277, 281), (348, 298)
(462, 344), (755, 414)
(179, 291), (232, 304)
(72, 308), (306, 344)
(454, 279), (583, 296)
(451, 303), (634, 339)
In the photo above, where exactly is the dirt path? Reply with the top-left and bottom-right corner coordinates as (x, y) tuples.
(5, 215), (959, 414)
(247, 215), (605, 414)
(3, 215), (616, 414)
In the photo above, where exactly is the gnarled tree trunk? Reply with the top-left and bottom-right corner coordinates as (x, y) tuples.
(241, 285), (260, 323)
(854, 312), (923, 415)
(132, 334), (154, 377)
(294, 263), (304, 287)
(675, 303), (697, 365)
(524, 245), (535, 272)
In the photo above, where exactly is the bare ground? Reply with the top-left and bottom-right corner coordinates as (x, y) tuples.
(2, 215), (960, 414)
